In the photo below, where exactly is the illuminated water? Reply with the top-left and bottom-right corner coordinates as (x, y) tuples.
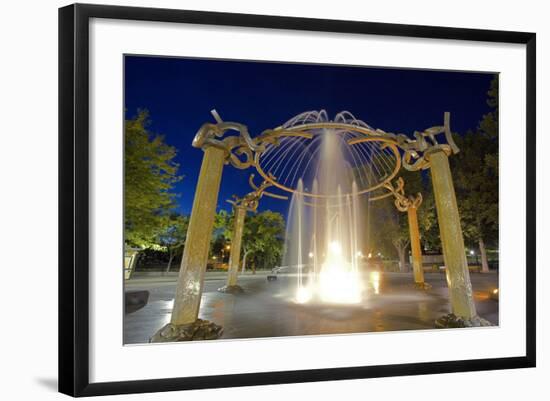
(283, 126), (367, 304)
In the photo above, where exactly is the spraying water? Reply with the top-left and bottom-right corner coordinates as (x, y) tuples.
(284, 127), (365, 304)
(264, 110), (401, 304)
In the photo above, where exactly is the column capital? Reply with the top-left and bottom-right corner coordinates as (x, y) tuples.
(193, 110), (264, 170)
(228, 174), (288, 212)
(391, 112), (459, 171)
(383, 177), (423, 212)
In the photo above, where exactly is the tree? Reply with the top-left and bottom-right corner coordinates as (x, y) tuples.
(451, 77), (499, 272)
(213, 209), (232, 240)
(156, 213), (189, 272)
(369, 197), (410, 271)
(124, 110), (181, 247)
(206, 209), (232, 263)
(393, 233), (411, 272)
(240, 210), (286, 273)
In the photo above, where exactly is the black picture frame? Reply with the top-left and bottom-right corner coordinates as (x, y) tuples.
(59, 3), (536, 397)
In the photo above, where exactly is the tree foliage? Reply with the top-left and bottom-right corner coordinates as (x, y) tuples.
(124, 110), (181, 247)
(451, 76), (499, 249)
(206, 209), (286, 271)
(369, 196), (410, 268)
(241, 210), (286, 271)
(368, 76), (499, 265)
(156, 213), (189, 271)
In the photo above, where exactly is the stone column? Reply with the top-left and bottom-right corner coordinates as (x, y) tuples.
(172, 146), (225, 324)
(124, 248), (139, 280)
(150, 145), (226, 342)
(407, 205), (425, 286)
(428, 148), (477, 320)
(219, 205), (247, 293)
(383, 178), (428, 288)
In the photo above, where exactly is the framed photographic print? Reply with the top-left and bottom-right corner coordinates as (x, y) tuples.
(58, 3), (536, 397)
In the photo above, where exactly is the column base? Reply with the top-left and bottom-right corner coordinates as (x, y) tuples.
(217, 285), (244, 294)
(435, 313), (493, 328)
(413, 282), (432, 290)
(149, 319), (223, 342)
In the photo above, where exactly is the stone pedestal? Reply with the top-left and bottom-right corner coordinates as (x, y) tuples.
(435, 313), (492, 328)
(150, 319), (223, 342)
(413, 282), (432, 290)
(167, 146), (226, 329)
(407, 206), (425, 286)
(217, 285), (244, 294)
(225, 205), (247, 288)
(428, 148), (477, 320)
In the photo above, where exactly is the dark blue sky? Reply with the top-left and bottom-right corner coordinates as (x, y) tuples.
(124, 55), (496, 217)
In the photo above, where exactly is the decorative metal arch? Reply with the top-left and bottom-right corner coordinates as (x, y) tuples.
(253, 123), (402, 199)
(192, 109), (458, 202)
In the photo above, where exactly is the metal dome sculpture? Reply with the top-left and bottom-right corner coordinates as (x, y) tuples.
(254, 110), (402, 198)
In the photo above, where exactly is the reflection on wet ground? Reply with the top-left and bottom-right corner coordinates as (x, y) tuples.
(124, 272), (499, 344)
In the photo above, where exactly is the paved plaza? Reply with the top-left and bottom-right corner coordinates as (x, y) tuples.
(124, 271), (499, 344)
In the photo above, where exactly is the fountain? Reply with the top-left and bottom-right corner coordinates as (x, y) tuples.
(151, 108), (485, 344)
(273, 111), (401, 304)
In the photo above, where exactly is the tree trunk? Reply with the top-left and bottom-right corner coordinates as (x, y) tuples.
(479, 237), (489, 273)
(394, 241), (409, 272)
(241, 250), (250, 274)
(397, 247), (407, 272)
(166, 251), (174, 273)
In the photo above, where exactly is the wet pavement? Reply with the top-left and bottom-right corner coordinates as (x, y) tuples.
(124, 271), (499, 344)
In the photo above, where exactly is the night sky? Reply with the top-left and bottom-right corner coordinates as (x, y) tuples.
(124, 55), (496, 217)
